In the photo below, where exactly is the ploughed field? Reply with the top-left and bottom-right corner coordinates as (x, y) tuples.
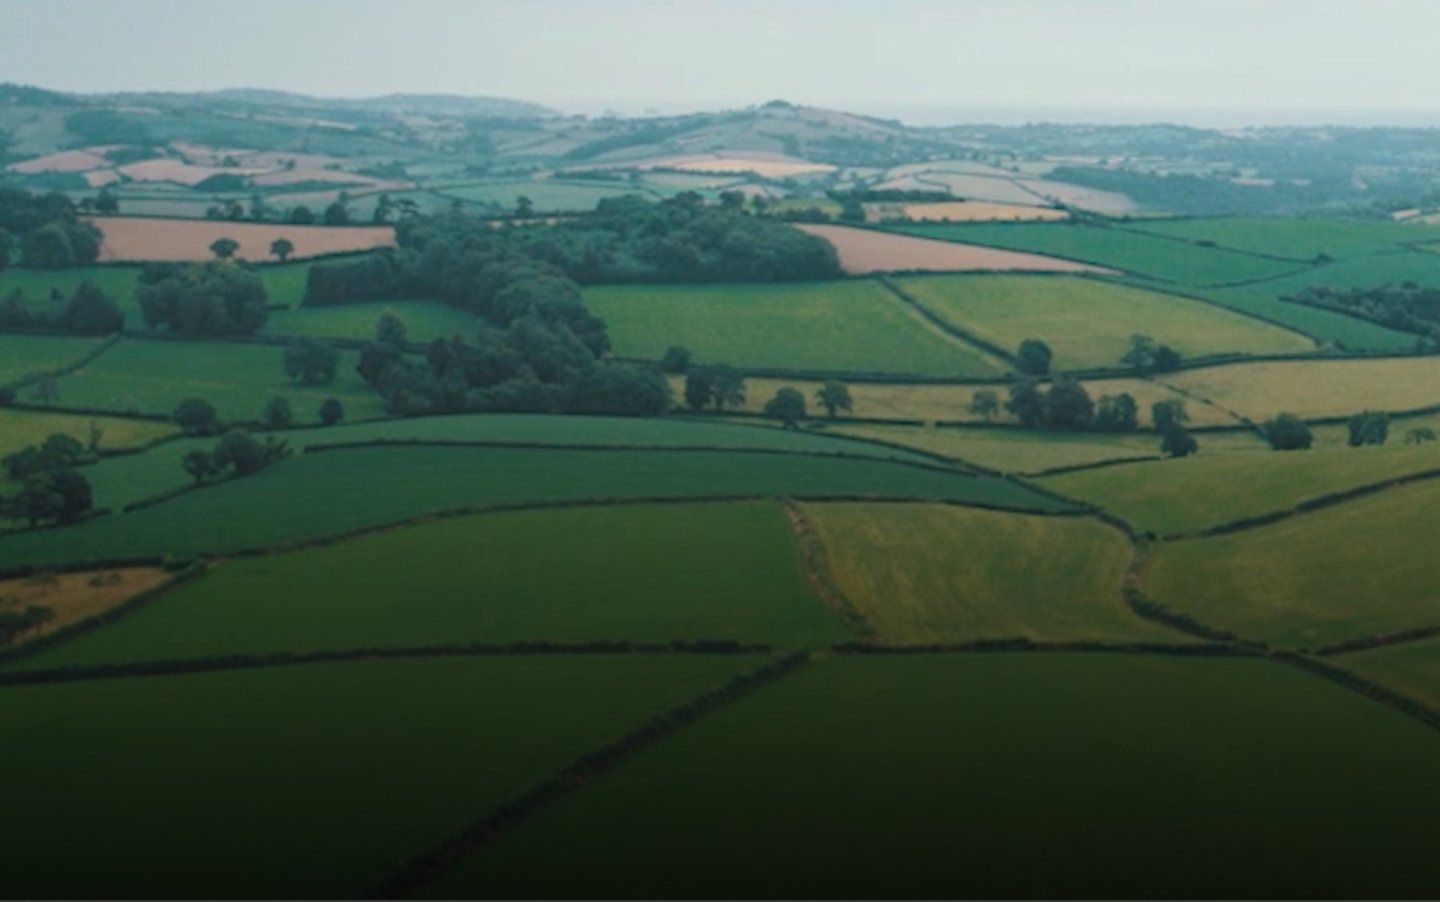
(11, 212), (1440, 899)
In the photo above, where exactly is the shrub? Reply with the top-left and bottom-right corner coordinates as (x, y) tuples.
(1261, 413), (1313, 451)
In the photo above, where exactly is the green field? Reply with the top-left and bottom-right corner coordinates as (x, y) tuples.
(8, 503), (840, 670)
(584, 280), (1008, 378)
(1145, 478), (1440, 647)
(0, 407), (175, 460)
(424, 653), (1440, 899)
(433, 179), (646, 212)
(895, 273), (1313, 369)
(0, 332), (106, 384)
(261, 300), (478, 342)
(0, 262), (313, 323)
(0, 444), (1069, 565)
(882, 222), (1308, 285)
(1040, 440), (1440, 536)
(1128, 216), (1440, 261)
(51, 337), (387, 421)
(1343, 637), (1440, 711)
(804, 503), (1173, 643)
(0, 655), (754, 898)
(1163, 356), (1440, 422)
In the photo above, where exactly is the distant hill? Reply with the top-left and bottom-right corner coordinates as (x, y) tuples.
(99, 88), (559, 120)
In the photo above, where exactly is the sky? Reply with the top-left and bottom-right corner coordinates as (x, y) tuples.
(3, 0), (1440, 125)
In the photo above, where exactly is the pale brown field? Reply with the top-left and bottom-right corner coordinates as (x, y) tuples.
(1163, 357), (1440, 422)
(649, 153), (836, 178)
(82, 169), (121, 188)
(84, 216), (396, 262)
(249, 168), (409, 190)
(793, 223), (1115, 275)
(0, 567), (169, 649)
(895, 201), (1068, 223)
(117, 158), (271, 186)
(6, 149), (109, 174)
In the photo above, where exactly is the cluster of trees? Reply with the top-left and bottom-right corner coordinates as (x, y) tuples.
(180, 429), (291, 485)
(0, 188), (102, 270)
(137, 262), (269, 335)
(0, 281), (124, 334)
(1120, 334), (1183, 374)
(0, 434), (94, 526)
(1283, 283), (1440, 342)
(676, 354), (851, 428)
(173, 393), (344, 435)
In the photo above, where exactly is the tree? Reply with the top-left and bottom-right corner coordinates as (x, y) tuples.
(1016, 338), (1053, 376)
(1406, 427), (1438, 445)
(1093, 393), (1139, 432)
(20, 223), (77, 269)
(660, 345), (692, 374)
(1119, 334), (1181, 374)
(376, 309), (408, 345)
(764, 387), (807, 429)
(289, 205), (316, 225)
(2, 469), (92, 526)
(1346, 411), (1389, 447)
(815, 380), (853, 419)
(1042, 377), (1094, 430)
(707, 364), (745, 412)
(181, 449), (217, 484)
(1160, 424), (1199, 458)
(213, 429), (289, 476)
(318, 397), (345, 426)
(283, 339), (339, 385)
(1005, 378), (1045, 428)
(1261, 413), (1313, 451)
(261, 395), (293, 430)
(0, 227), (13, 270)
(172, 398), (219, 435)
(515, 196), (534, 218)
(270, 238), (294, 262)
(968, 389), (999, 421)
(138, 263), (269, 335)
(1152, 399), (1189, 433)
(94, 188), (119, 214)
(54, 280), (123, 334)
(323, 201), (350, 225)
(209, 237), (240, 260)
(683, 368), (713, 411)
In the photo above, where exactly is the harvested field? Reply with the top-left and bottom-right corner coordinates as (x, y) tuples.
(1162, 357), (1440, 422)
(5, 149), (109, 174)
(894, 201), (1068, 223)
(84, 216), (394, 262)
(921, 173), (1045, 205)
(662, 154), (835, 178)
(1016, 177), (1139, 214)
(116, 158), (270, 186)
(0, 567), (169, 649)
(793, 224), (1115, 275)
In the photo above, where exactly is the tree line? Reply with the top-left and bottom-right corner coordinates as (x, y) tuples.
(0, 189), (102, 270)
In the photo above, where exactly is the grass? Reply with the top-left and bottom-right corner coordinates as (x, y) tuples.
(261, 300), (478, 342)
(51, 337), (387, 421)
(585, 281), (1008, 378)
(0, 655), (754, 898)
(8, 503), (841, 670)
(0, 567), (168, 648)
(1040, 439), (1440, 535)
(0, 262), (314, 322)
(882, 222), (1307, 285)
(0, 332), (106, 384)
(0, 444), (1071, 566)
(424, 653), (1440, 900)
(895, 273), (1314, 370)
(1145, 478), (1440, 648)
(803, 503), (1172, 643)
(1343, 637), (1440, 711)
(1128, 216), (1440, 261)
(432, 179), (644, 212)
(1163, 357), (1440, 422)
(0, 407), (175, 460)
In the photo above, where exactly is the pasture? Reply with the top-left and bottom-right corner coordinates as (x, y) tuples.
(261, 300), (478, 343)
(1128, 216), (1440, 261)
(430, 180), (643, 212)
(1144, 478), (1440, 647)
(0, 655), (754, 899)
(584, 280), (1008, 378)
(0, 408), (174, 459)
(792, 224), (1114, 275)
(425, 653), (1440, 899)
(0, 333), (107, 385)
(1163, 357), (1440, 422)
(895, 273), (1314, 369)
(83, 216), (395, 262)
(1343, 637), (1440, 711)
(803, 502), (1170, 642)
(7, 503), (840, 671)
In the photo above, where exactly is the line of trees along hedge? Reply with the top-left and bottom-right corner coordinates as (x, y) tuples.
(0, 280), (124, 334)
(137, 262), (269, 335)
(1283, 283), (1440, 347)
(0, 188), (102, 269)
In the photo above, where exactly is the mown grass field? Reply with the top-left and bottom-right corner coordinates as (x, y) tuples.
(0, 655), (755, 899)
(1163, 357), (1440, 422)
(0, 332), (106, 384)
(1128, 216), (1440, 261)
(0, 444), (1069, 566)
(895, 273), (1313, 369)
(803, 503), (1171, 642)
(1145, 478), (1440, 647)
(1342, 637), (1440, 711)
(7, 503), (841, 670)
(585, 281), (1008, 378)
(51, 338), (387, 421)
(0, 407), (175, 459)
(1040, 440), (1440, 536)
(260, 299), (478, 342)
(423, 654), (1440, 899)
(882, 222), (1307, 285)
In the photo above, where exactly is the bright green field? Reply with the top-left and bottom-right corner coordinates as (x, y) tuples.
(1040, 440), (1440, 536)
(74, 413), (942, 511)
(0, 263), (313, 323)
(1343, 637), (1440, 711)
(0, 445), (1068, 566)
(8, 503), (841, 670)
(882, 222), (1307, 286)
(51, 338), (386, 421)
(1129, 216), (1440, 261)
(0, 655), (753, 899)
(804, 503), (1172, 643)
(433, 180), (645, 212)
(424, 653), (1440, 899)
(0, 409), (175, 492)
(895, 273), (1313, 369)
(0, 333), (106, 384)
(583, 280), (1008, 378)
(261, 300), (478, 342)
(1146, 478), (1440, 647)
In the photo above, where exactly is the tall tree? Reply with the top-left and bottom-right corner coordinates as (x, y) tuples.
(1016, 338), (1053, 376)
(209, 237), (240, 260)
(815, 381), (853, 419)
(269, 238), (294, 262)
(764, 387), (807, 429)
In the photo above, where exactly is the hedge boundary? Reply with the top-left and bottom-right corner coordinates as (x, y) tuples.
(830, 638), (1256, 657)
(779, 499), (875, 639)
(1271, 652), (1440, 733)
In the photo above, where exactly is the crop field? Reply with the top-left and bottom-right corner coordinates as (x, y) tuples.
(792, 224), (1115, 275)
(1162, 357), (1440, 422)
(261, 300), (478, 342)
(6, 503), (837, 671)
(884, 222), (1305, 285)
(916, 172), (1052, 205)
(1128, 216), (1440, 261)
(803, 503), (1170, 642)
(424, 654), (1440, 900)
(0, 656), (754, 899)
(1039, 439), (1440, 536)
(84, 216), (396, 262)
(0, 444), (1068, 566)
(0, 332), (106, 384)
(887, 201), (1068, 223)
(0, 566), (169, 646)
(1144, 478), (1440, 647)
(895, 273), (1314, 369)
(584, 281), (1008, 377)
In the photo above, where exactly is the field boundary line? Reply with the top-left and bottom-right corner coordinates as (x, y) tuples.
(1313, 624), (1440, 657)
(363, 651), (813, 899)
(0, 332), (124, 399)
(1122, 540), (1261, 645)
(873, 274), (1019, 368)
(0, 639), (774, 688)
(1021, 451), (1165, 478)
(779, 499), (876, 639)
(830, 639), (1255, 657)
(1269, 652), (1440, 734)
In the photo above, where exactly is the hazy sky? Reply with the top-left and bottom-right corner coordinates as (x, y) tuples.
(3, 0), (1440, 124)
